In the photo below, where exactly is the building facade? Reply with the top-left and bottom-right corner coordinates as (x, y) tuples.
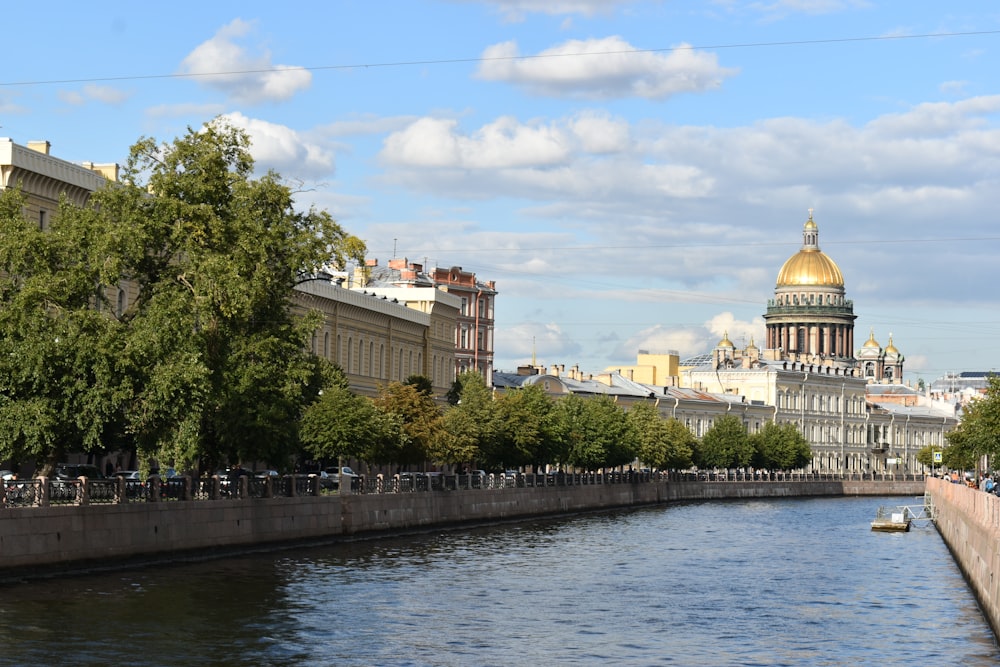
(360, 258), (497, 385)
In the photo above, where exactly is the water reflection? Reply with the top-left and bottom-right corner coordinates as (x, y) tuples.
(0, 496), (995, 666)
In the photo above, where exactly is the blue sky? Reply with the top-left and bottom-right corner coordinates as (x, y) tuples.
(2, 1), (999, 382)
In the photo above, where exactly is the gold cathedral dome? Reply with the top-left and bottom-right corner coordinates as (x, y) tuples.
(775, 213), (845, 288)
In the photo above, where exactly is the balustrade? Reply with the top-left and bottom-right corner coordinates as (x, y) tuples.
(0, 470), (928, 509)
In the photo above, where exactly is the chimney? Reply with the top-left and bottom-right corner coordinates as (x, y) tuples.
(365, 258), (379, 267)
(89, 162), (119, 182)
(27, 140), (51, 155)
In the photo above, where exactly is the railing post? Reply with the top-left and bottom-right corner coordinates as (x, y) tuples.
(116, 475), (127, 503)
(79, 476), (90, 506)
(148, 476), (161, 502)
(181, 475), (192, 501)
(39, 477), (50, 507)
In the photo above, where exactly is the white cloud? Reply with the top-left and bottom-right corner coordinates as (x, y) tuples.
(704, 313), (766, 348)
(371, 94), (1000, 312)
(57, 84), (131, 107)
(615, 325), (713, 360)
(725, 0), (870, 16)
(612, 313), (765, 362)
(477, 37), (738, 99)
(83, 84), (131, 105)
(179, 19), (311, 104)
(218, 112), (334, 179)
(382, 116), (572, 168)
(0, 92), (25, 115)
(495, 321), (582, 362)
(468, 0), (634, 22)
(317, 114), (420, 138)
(57, 90), (86, 106)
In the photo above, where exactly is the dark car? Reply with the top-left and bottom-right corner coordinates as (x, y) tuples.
(54, 464), (106, 480)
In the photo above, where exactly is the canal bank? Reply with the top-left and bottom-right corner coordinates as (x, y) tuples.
(0, 478), (924, 578)
(927, 476), (1000, 639)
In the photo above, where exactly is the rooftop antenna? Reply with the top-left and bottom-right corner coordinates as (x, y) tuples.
(393, 238), (397, 259)
(532, 337), (536, 366)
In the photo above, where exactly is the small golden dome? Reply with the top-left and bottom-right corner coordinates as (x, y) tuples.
(717, 331), (735, 348)
(775, 212), (844, 288)
(862, 330), (881, 349)
(884, 334), (899, 355)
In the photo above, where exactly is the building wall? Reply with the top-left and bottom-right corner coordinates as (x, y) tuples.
(293, 280), (457, 397)
(927, 477), (1000, 639)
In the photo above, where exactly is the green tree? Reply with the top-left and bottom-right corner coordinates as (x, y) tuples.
(627, 403), (695, 471)
(750, 421), (812, 471)
(943, 426), (979, 472)
(492, 383), (562, 471)
(697, 415), (754, 469)
(0, 120), (367, 475)
(372, 381), (444, 468)
(438, 371), (497, 468)
(946, 376), (1000, 464)
(404, 374), (434, 397)
(301, 370), (401, 468)
(552, 394), (634, 471)
(915, 443), (944, 469)
(0, 187), (131, 475)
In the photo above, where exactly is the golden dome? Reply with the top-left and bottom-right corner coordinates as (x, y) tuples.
(862, 330), (881, 349)
(717, 331), (735, 348)
(775, 212), (844, 288)
(884, 335), (900, 355)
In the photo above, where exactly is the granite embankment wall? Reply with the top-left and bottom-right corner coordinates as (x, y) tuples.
(927, 477), (1000, 638)
(0, 479), (924, 577)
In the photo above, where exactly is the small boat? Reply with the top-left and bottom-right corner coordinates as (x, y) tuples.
(871, 505), (911, 532)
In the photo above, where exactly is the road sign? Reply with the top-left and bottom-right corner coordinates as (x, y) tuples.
(933, 451), (943, 463)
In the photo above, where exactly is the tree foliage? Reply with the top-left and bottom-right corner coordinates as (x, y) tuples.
(0, 119), (367, 474)
(438, 371), (496, 467)
(945, 376), (1000, 465)
(372, 381), (444, 468)
(749, 421), (812, 471)
(627, 403), (695, 470)
(915, 443), (944, 469)
(696, 415), (754, 469)
(492, 383), (562, 471)
(301, 371), (401, 467)
(553, 394), (634, 471)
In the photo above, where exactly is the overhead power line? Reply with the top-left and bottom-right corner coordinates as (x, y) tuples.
(1, 29), (998, 88)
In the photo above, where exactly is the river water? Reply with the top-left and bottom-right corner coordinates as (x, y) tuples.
(0, 495), (996, 666)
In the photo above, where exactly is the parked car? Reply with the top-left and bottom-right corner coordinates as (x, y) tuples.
(54, 463), (106, 480)
(325, 467), (360, 490)
(307, 470), (335, 490)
